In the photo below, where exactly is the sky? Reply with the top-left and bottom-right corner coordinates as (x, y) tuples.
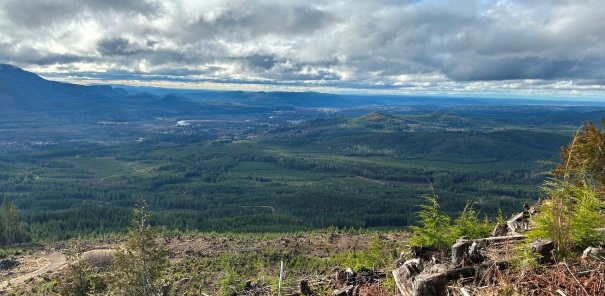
(1, 0), (605, 98)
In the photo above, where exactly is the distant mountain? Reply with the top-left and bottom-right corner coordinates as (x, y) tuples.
(0, 65), (376, 119)
(0, 64), (126, 112)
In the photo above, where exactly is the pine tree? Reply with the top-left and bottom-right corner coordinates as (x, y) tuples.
(555, 120), (605, 184)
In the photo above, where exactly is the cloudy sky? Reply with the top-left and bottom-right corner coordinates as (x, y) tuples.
(1, 0), (605, 98)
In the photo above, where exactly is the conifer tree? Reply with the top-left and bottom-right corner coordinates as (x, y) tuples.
(0, 202), (4, 245)
(530, 122), (605, 259)
(409, 194), (454, 249)
(1, 197), (20, 245)
(108, 200), (168, 295)
(451, 201), (492, 239)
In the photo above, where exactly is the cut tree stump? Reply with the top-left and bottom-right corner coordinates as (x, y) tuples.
(451, 237), (472, 268)
(530, 239), (554, 263)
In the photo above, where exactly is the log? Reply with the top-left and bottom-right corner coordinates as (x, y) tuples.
(445, 261), (509, 281)
(506, 212), (525, 234)
(332, 285), (353, 296)
(582, 246), (604, 260)
(475, 234), (526, 244)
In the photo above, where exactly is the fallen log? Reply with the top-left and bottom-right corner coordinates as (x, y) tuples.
(476, 234), (526, 244)
(445, 261), (509, 281)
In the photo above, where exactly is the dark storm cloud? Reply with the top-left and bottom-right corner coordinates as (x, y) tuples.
(1, 0), (604, 96)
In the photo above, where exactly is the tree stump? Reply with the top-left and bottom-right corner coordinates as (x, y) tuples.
(451, 237), (472, 268)
(300, 279), (314, 295)
(412, 273), (447, 296)
(531, 239), (554, 263)
(392, 259), (423, 296)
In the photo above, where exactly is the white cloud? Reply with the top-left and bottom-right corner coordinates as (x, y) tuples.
(1, 0), (605, 97)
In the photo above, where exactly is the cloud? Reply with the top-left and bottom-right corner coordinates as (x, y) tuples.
(0, 0), (604, 97)
(97, 37), (141, 56)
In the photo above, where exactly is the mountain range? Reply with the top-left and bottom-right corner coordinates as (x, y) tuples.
(0, 64), (371, 118)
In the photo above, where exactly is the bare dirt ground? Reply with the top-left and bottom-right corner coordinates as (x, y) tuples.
(0, 231), (409, 294)
(0, 251), (67, 292)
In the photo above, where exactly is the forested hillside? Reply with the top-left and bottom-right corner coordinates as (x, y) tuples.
(0, 110), (577, 241)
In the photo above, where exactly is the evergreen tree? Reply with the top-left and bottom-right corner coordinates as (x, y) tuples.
(555, 120), (605, 184)
(108, 200), (168, 295)
(0, 201), (4, 245)
(409, 194), (454, 249)
(1, 197), (20, 245)
(531, 122), (605, 259)
(451, 201), (492, 239)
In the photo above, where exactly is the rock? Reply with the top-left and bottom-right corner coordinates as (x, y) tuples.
(451, 237), (472, 268)
(531, 239), (554, 263)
